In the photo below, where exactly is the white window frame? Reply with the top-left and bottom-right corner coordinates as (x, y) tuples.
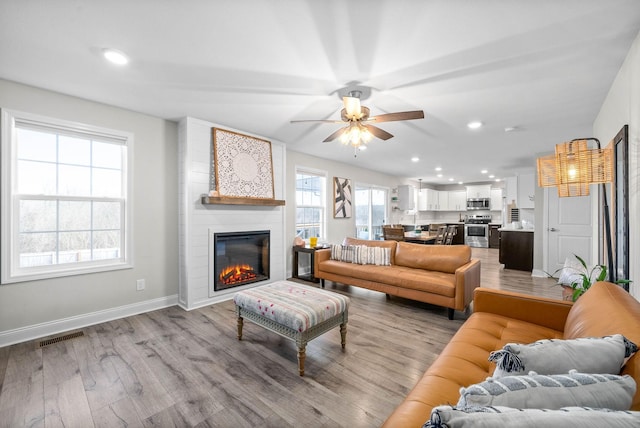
(1, 109), (134, 284)
(295, 166), (327, 241)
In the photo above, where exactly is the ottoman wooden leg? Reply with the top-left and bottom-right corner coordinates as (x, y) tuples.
(297, 345), (306, 376)
(237, 316), (243, 340)
(340, 322), (347, 349)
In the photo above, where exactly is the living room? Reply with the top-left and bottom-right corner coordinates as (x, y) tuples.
(1, 1), (640, 426)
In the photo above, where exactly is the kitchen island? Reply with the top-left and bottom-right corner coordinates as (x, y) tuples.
(498, 227), (534, 271)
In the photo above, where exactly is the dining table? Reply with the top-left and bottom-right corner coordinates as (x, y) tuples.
(403, 231), (437, 244)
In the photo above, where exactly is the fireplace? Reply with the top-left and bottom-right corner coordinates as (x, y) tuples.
(213, 230), (270, 291)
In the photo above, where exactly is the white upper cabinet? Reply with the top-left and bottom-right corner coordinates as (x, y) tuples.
(435, 191), (447, 211)
(466, 184), (491, 199)
(398, 184), (415, 210)
(490, 188), (502, 211)
(448, 190), (467, 211)
(505, 176), (518, 206)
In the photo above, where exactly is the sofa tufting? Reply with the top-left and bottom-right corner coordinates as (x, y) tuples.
(382, 281), (640, 427)
(313, 237), (481, 319)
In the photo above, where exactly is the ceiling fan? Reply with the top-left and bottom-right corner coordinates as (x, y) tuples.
(290, 90), (424, 149)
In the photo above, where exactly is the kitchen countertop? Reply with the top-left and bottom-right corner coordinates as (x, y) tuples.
(498, 226), (534, 232)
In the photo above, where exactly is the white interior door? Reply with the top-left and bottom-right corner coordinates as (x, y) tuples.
(546, 189), (593, 274)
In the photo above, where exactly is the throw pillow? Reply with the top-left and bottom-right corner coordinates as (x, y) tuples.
(489, 334), (638, 378)
(329, 244), (391, 266)
(423, 406), (640, 428)
(456, 371), (636, 410)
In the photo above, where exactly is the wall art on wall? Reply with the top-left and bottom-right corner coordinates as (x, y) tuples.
(211, 128), (275, 199)
(333, 177), (352, 218)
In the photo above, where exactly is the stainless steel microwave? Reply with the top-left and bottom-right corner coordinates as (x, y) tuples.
(466, 198), (490, 210)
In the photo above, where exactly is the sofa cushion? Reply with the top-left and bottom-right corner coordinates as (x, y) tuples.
(489, 334), (637, 378)
(394, 242), (470, 274)
(423, 406), (640, 428)
(317, 261), (456, 296)
(457, 371), (636, 410)
(562, 282), (640, 410)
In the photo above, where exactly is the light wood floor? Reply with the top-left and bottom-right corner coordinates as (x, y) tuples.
(0, 248), (560, 427)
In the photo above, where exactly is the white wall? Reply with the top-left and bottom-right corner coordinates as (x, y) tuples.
(594, 29), (640, 299)
(285, 150), (401, 276)
(0, 80), (179, 346)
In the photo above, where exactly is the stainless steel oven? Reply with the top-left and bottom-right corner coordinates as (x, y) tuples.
(464, 214), (491, 248)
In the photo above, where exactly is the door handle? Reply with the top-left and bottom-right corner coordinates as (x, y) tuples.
(549, 227), (558, 232)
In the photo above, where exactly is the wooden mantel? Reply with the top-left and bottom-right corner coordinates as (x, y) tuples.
(201, 196), (285, 206)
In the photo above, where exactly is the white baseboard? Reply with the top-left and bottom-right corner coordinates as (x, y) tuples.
(531, 269), (548, 278)
(0, 294), (179, 348)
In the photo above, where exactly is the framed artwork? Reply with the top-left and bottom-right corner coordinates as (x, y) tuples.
(211, 128), (275, 199)
(333, 177), (352, 218)
(612, 125), (629, 287)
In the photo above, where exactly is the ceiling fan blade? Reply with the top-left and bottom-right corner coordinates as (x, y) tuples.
(290, 119), (344, 124)
(323, 127), (348, 142)
(343, 96), (362, 120)
(367, 110), (425, 123)
(364, 124), (394, 141)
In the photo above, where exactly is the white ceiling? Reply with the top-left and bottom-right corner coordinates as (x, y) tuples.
(2, 0), (639, 185)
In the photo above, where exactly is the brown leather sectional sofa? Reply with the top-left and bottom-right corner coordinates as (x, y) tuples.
(313, 237), (481, 319)
(382, 281), (640, 427)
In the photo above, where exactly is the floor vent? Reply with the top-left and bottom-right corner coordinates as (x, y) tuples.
(38, 331), (84, 348)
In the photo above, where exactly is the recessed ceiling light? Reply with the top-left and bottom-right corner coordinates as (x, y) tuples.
(458, 181), (463, 185)
(448, 178), (454, 182)
(504, 126), (518, 133)
(481, 169), (488, 174)
(489, 175), (495, 178)
(103, 48), (129, 65)
(495, 178), (501, 182)
(435, 167), (442, 171)
(411, 156), (419, 162)
(467, 121), (483, 129)
(437, 174), (443, 178)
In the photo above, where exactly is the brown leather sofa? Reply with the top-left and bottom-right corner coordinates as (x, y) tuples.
(382, 281), (640, 427)
(313, 237), (481, 319)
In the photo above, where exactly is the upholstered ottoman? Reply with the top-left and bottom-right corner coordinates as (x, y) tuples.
(233, 281), (350, 376)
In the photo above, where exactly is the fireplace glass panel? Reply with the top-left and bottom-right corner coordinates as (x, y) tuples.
(214, 230), (270, 291)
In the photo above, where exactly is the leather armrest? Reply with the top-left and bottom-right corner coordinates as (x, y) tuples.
(473, 287), (572, 332)
(454, 259), (481, 310)
(314, 248), (331, 276)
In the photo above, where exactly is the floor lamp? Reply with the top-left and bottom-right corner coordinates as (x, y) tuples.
(537, 138), (615, 283)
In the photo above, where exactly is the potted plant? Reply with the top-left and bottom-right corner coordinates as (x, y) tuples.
(551, 254), (631, 301)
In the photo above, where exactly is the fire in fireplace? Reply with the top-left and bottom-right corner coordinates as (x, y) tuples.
(214, 230), (270, 291)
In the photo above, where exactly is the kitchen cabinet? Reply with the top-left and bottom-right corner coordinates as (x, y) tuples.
(489, 224), (501, 248)
(505, 176), (518, 206)
(517, 173), (535, 209)
(398, 185), (415, 210)
(448, 190), (467, 211)
(436, 191), (448, 210)
(466, 184), (491, 199)
(499, 230), (533, 271)
(490, 188), (502, 211)
(418, 188), (438, 211)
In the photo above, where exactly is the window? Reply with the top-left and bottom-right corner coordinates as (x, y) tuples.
(355, 185), (388, 240)
(1, 110), (132, 283)
(295, 169), (326, 240)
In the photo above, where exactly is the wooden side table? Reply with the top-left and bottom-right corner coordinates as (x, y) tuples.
(292, 245), (320, 283)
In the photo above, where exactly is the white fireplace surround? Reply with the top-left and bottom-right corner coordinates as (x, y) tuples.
(178, 117), (286, 310)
